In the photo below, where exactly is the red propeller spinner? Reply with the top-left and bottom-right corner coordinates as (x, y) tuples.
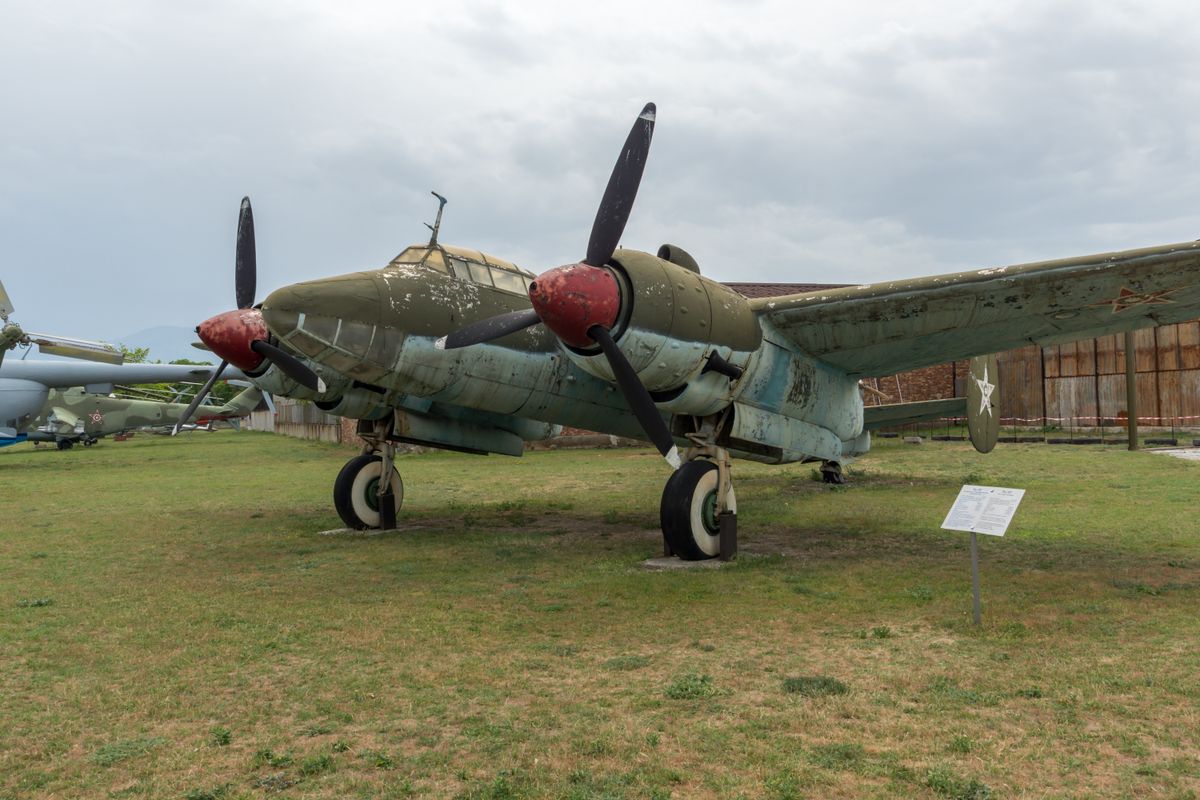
(528, 263), (620, 349)
(196, 308), (269, 372)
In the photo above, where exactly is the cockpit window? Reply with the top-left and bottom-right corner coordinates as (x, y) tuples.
(392, 246), (429, 264)
(388, 246), (448, 274)
(491, 270), (526, 294)
(443, 253), (532, 296)
(468, 262), (493, 286)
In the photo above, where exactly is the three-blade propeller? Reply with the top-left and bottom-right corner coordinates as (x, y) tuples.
(173, 198), (322, 435)
(441, 103), (680, 468)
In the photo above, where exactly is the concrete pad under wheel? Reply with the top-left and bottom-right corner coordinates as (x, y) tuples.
(642, 556), (732, 570)
(318, 523), (436, 536)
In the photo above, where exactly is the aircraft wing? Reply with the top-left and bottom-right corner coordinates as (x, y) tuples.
(752, 241), (1200, 377)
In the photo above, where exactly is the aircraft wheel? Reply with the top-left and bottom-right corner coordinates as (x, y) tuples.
(56, 439), (73, 451)
(83, 439), (95, 447)
(660, 459), (736, 561)
(820, 460), (845, 484)
(333, 454), (404, 530)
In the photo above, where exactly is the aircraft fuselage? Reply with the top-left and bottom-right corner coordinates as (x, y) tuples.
(259, 244), (867, 464)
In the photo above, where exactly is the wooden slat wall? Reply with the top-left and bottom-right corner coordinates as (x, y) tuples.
(1179, 322), (1200, 369)
(1044, 376), (1097, 424)
(997, 346), (1043, 422)
(258, 397), (345, 443)
(979, 321), (1200, 426)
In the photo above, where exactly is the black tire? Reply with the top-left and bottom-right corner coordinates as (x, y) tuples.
(333, 454), (404, 530)
(821, 461), (845, 484)
(660, 460), (736, 561)
(56, 439), (73, 451)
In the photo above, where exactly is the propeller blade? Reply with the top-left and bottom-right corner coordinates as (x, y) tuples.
(588, 325), (680, 468)
(235, 196), (256, 310)
(436, 308), (542, 350)
(250, 339), (325, 392)
(172, 359), (228, 435)
(584, 102), (656, 268)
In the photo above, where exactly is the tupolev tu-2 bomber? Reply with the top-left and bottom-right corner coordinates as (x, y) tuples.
(181, 103), (1200, 559)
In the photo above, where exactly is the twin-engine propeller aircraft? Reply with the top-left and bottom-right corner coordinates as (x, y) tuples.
(184, 103), (1200, 559)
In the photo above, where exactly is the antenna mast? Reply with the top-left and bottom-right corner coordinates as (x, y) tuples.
(425, 191), (448, 246)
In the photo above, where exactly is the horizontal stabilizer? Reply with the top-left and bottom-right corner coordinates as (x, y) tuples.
(863, 398), (966, 430)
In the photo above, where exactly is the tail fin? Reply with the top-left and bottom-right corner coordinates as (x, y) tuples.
(208, 387), (264, 419)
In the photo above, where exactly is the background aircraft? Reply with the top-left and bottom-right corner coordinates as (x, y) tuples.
(184, 103), (1200, 559)
(28, 385), (262, 449)
(1, 278), (250, 447)
(1, 359), (250, 448)
(1, 280), (123, 368)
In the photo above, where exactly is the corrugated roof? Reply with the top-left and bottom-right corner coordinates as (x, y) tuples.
(722, 282), (847, 298)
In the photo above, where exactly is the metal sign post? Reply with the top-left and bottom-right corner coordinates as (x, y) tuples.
(942, 485), (1025, 625)
(969, 532), (981, 625)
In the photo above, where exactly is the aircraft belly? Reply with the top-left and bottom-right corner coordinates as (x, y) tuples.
(404, 345), (647, 440)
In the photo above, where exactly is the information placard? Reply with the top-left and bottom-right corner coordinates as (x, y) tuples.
(941, 485), (1024, 536)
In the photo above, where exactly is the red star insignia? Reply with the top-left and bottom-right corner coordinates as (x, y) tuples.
(90, 411), (103, 423)
(1089, 286), (1179, 313)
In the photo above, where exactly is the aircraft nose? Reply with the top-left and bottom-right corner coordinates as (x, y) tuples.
(261, 273), (385, 365)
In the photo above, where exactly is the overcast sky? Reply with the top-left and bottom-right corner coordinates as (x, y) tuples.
(4, 0), (1200, 342)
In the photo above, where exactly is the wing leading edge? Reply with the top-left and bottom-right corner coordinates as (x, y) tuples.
(754, 241), (1200, 377)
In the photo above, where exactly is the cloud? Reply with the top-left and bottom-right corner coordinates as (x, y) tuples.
(2, 0), (1200, 340)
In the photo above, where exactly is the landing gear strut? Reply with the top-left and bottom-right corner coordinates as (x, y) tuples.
(659, 414), (737, 561)
(333, 416), (403, 530)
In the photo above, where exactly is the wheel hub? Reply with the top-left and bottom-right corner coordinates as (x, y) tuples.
(363, 476), (381, 512)
(701, 490), (720, 534)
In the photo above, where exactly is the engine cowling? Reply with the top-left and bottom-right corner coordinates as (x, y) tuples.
(313, 387), (391, 420)
(557, 248), (762, 415)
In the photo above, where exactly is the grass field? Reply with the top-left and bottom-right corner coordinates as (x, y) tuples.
(2, 432), (1199, 799)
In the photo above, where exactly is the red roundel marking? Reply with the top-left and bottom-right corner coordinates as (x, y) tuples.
(196, 308), (269, 371)
(528, 263), (620, 348)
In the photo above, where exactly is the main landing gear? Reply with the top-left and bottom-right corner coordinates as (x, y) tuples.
(333, 418), (403, 530)
(659, 415), (738, 561)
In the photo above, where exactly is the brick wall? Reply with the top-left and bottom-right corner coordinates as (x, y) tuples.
(863, 362), (965, 405)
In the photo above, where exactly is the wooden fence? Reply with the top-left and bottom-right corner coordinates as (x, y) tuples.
(1001, 322), (1200, 428)
(876, 320), (1200, 430)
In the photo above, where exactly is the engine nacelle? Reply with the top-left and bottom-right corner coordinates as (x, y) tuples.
(560, 248), (763, 415)
(314, 387), (391, 420)
(250, 360), (349, 403)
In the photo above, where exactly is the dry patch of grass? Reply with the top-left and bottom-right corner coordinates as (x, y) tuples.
(2, 433), (1200, 797)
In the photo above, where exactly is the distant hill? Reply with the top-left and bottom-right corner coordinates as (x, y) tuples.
(114, 326), (216, 365)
